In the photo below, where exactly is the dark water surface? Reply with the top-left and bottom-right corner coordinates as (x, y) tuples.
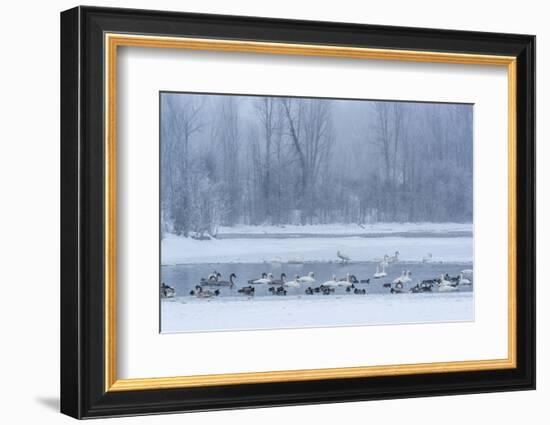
(161, 261), (473, 299)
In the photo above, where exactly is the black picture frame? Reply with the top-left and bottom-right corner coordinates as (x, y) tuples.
(61, 5), (535, 419)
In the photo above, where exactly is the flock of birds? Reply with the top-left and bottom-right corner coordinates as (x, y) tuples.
(160, 250), (473, 299)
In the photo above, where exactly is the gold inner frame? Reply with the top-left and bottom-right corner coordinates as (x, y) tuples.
(104, 33), (517, 392)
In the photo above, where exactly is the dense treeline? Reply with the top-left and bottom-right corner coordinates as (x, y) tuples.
(161, 93), (472, 237)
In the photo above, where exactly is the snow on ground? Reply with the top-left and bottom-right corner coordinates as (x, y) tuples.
(161, 234), (472, 265)
(217, 222), (472, 236)
(161, 292), (473, 333)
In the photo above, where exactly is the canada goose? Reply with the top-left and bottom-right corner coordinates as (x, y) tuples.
(270, 273), (287, 285)
(238, 286), (255, 295)
(373, 264), (387, 279)
(337, 250), (351, 264)
(284, 275), (301, 288)
(215, 273), (236, 288)
(354, 288), (366, 295)
(160, 282), (175, 298)
(196, 289), (220, 298)
(297, 272), (316, 284)
(248, 272), (268, 284)
(422, 253), (433, 263)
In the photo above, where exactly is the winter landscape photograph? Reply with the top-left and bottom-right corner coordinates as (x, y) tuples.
(159, 91), (474, 333)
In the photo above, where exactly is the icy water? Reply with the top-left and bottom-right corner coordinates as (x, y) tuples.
(161, 261), (473, 299)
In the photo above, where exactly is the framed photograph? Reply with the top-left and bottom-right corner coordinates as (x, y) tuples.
(60, 6), (535, 419)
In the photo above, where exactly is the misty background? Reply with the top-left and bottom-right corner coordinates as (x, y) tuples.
(160, 92), (473, 238)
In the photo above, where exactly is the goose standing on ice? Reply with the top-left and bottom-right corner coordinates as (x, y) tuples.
(337, 250), (351, 264)
(373, 264), (387, 279)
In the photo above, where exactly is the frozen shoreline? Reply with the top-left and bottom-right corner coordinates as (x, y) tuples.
(217, 222), (472, 236)
(161, 292), (474, 333)
(162, 234), (472, 265)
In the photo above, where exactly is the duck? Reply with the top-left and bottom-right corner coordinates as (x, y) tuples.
(390, 281), (405, 294)
(270, 273), (287, 285)
(305, 287), (315, 295)
(353, 288), (366, 295)
(269, 286), (287, 296)
(238, 286), (255, 295)
(284, 275), (301, 288)
(337, 250), (351, 264)
(160, 282), (175, 298)
(422, 253), (432, 263)
(214, 273), (236, 288)
(297, 272), (316, 284)
(322, 286), (335, 295)
(373, 264), (387, 279)
(345, 284), (357, 292)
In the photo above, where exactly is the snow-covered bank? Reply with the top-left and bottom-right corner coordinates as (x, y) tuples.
(161, 234), (472, 265)
(217, 222), (472, 236)
(161, 292), (473, 333)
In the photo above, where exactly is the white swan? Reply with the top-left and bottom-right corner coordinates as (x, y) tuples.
(284, 275), (301, 288)
(393, 270), (407, 284)
(252, 273), (273, 284)
(438, 274), (458, 292)
(337, 274), (356, 287)
(387, 251), (400, 263)
(321, 275), (339, 288)
(458, 273), (471, 285)
(337, 250), (351, 263)
(297, 272), (316, 284)
(373, 264), (387, 279)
